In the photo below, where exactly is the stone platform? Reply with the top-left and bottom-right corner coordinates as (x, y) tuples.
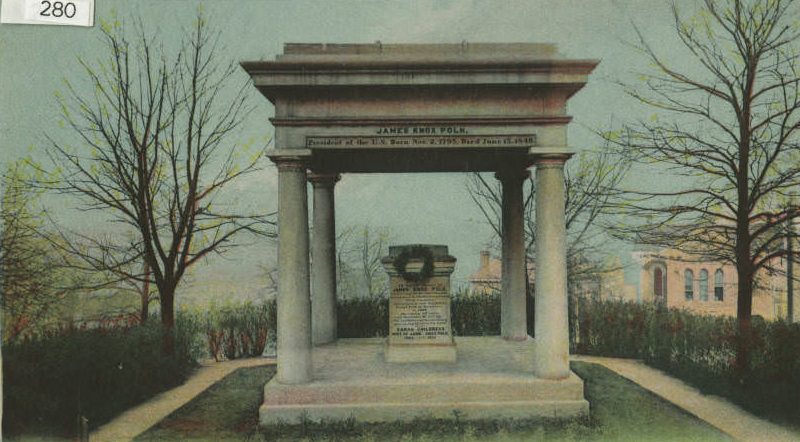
(259, 337), (588, 425)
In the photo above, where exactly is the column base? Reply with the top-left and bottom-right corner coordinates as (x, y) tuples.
(503, 334), (530, 342)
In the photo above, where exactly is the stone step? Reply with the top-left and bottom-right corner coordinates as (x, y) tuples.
(260, 399), (590, 424)
(263, 376), (585, 406)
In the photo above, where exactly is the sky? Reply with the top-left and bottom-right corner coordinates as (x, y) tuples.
(0, 0), (693, 304)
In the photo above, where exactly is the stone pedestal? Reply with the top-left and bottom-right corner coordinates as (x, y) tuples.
(259, 338), (589, 425)
(381, 245), (457, 363)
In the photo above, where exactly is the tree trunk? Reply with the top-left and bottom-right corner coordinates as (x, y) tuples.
(735, 255), (754, 379)
(788, 223), (794, 323)
(140, 261), (150, 324)
(735, 116), (753, 379)
(160, 285), (175, 355)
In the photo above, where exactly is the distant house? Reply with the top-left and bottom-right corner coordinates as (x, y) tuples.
(468, 250), (533, 295)
(633, 247), (794, 321)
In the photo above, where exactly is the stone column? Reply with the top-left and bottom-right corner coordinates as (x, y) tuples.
(496, 169), (530, 341)
(309, 173), (340, 346)
(273, 156), (312, 384)
(533, 155), (570, 380)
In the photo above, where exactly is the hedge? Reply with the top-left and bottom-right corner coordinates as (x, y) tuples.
(572, 298), (800, 426)
(3, 314), (202, 437)
(337, 297), (388, 338)
(197, 301), (276, 361)
(11, 292), (797, 436)
(335, 290), (537, 338)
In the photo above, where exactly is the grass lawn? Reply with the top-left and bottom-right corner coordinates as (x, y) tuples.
(137, 362), (730, 441)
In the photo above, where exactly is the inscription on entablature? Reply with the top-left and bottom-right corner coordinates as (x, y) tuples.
(306, 133), (536, 149)
(376, 126), (469, 135)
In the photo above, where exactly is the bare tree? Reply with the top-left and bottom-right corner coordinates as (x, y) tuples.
(604, 0), (800, 374)
(336, 226), (359, 299)
(43, 226), (157, 323)
(336, 225), (391, 299)
(466, 148), (628, 290)
(35, 15), (274, 351)
(1, 164), (64, 341)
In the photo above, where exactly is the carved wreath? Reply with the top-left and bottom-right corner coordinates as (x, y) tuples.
(393, 246), (435, 282)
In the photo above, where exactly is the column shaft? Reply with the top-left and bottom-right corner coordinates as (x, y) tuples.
(497, 170), (529, 340)
(533, 157), (570, 379)
(275, 160), (312, 384)
(310, 173), (340, 345)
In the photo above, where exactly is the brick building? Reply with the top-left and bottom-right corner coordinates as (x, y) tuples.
(633, 248), (794, 321)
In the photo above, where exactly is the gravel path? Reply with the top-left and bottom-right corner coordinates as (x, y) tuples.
(572, 355), (799, 441)
(91, 357), (276, 442)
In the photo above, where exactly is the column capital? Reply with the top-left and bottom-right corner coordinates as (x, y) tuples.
(308, 172), (341, 188)
(532, 154), (572, 169)
(267, 149), (312, 172)
(274, 159), (308, 172)
(494, 168), (531, 183)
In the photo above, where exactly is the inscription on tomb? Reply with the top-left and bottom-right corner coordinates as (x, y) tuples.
(389, 279), (452, 345)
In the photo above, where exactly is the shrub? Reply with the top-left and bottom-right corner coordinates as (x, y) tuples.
(333, 289), (527, 338)
(337, 297), (388, 338)
(3, 316), (201, 437)
(451, 289), (501, 336)
(200, 301), (276, 361)
(572, 298), (800, 426)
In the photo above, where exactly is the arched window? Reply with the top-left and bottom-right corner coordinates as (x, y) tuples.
(654, 267), (665, 304)
(699, 269), (709, 302)
(714, 269), (724, 301)
(684, 269), (694, 300)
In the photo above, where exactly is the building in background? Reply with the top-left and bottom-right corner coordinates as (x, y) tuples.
(469, 247), (796, 322)
(633, 247), (794, 321)
(469, 250), (534, 295)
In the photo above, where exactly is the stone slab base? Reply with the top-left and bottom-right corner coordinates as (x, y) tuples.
(385, 342), (457, 363)
(260, 398), (589, 424)
(260, 337), (589, 425)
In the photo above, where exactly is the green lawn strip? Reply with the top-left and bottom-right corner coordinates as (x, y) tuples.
(136, 365), (276, 441)
(572, 361), (730, 442)
(137, 362), (730, 441)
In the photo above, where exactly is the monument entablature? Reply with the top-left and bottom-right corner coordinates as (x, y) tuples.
(243, 42), (596, 173)
(244, 42), (597, 425)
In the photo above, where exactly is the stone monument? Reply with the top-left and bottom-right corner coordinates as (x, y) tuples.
(246, 42), (596, 425)
(382, 244), (457, 363)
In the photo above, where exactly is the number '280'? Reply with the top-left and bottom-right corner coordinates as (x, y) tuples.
(39, 1), (77, 18)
